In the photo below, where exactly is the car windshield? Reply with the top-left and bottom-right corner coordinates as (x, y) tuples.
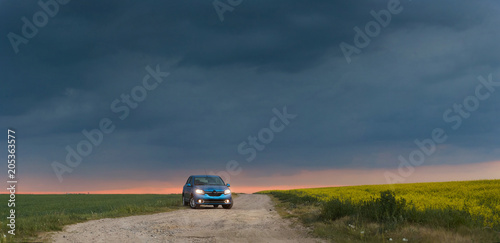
(194, 177), (225, 185)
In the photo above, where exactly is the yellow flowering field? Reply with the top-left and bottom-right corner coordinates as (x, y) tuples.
(264, 180), (500, 228)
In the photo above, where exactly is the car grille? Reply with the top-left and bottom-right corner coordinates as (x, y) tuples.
(204, 199), (225, 203)
(206, 191), (223, 196)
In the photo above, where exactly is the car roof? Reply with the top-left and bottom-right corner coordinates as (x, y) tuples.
(190, 175), (220, 178)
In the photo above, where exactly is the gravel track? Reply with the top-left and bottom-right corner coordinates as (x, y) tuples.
(49, 194), (324, 243)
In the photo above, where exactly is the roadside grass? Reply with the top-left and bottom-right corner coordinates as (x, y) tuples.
(261, 180), (500, 242)
(0, 194), (182, 242)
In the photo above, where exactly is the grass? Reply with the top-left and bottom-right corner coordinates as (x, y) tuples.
(0, 194), (182, 242)
(260, 180), (500, 242)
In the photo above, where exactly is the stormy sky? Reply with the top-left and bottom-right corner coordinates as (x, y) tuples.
(1, 0), (500, 193)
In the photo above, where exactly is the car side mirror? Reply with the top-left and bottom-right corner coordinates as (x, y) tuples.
(226, 183), (230, 187)
(186, 183), (192, 187)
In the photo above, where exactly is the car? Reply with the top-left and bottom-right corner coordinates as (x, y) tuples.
(182, 175), (233, 209)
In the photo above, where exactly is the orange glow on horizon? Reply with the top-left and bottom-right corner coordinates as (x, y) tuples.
(5, 160), (500, 195)
(10, 185), (343, 195)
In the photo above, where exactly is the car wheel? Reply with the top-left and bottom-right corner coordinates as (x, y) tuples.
(222, 203), (232, 209)
(213, 205), (219, 208)
(182, 195), (188, 206)
(189, 196), (200, 209)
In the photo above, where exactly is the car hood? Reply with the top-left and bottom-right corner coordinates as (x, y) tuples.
(194, 185), (228, 191)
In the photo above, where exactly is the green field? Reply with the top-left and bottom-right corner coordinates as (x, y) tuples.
(0, 194), (182, 242)
(260, 179), (500, 242)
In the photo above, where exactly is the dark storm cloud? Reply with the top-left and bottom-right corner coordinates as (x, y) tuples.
(1, 0), (500, 183)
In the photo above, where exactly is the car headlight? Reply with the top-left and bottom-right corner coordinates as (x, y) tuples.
(195, 189), (205, 194)
(224, 189), (231, 195)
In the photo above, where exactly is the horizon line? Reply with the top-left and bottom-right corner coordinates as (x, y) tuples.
(4, 178), (500, 195)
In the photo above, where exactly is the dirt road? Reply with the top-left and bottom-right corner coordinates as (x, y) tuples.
(49, 194), (324, 242)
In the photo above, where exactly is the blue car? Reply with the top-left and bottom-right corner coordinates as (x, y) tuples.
(182, 175), (233, 209)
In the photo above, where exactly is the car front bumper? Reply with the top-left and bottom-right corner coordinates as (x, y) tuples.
(192, 193), (232, 205)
